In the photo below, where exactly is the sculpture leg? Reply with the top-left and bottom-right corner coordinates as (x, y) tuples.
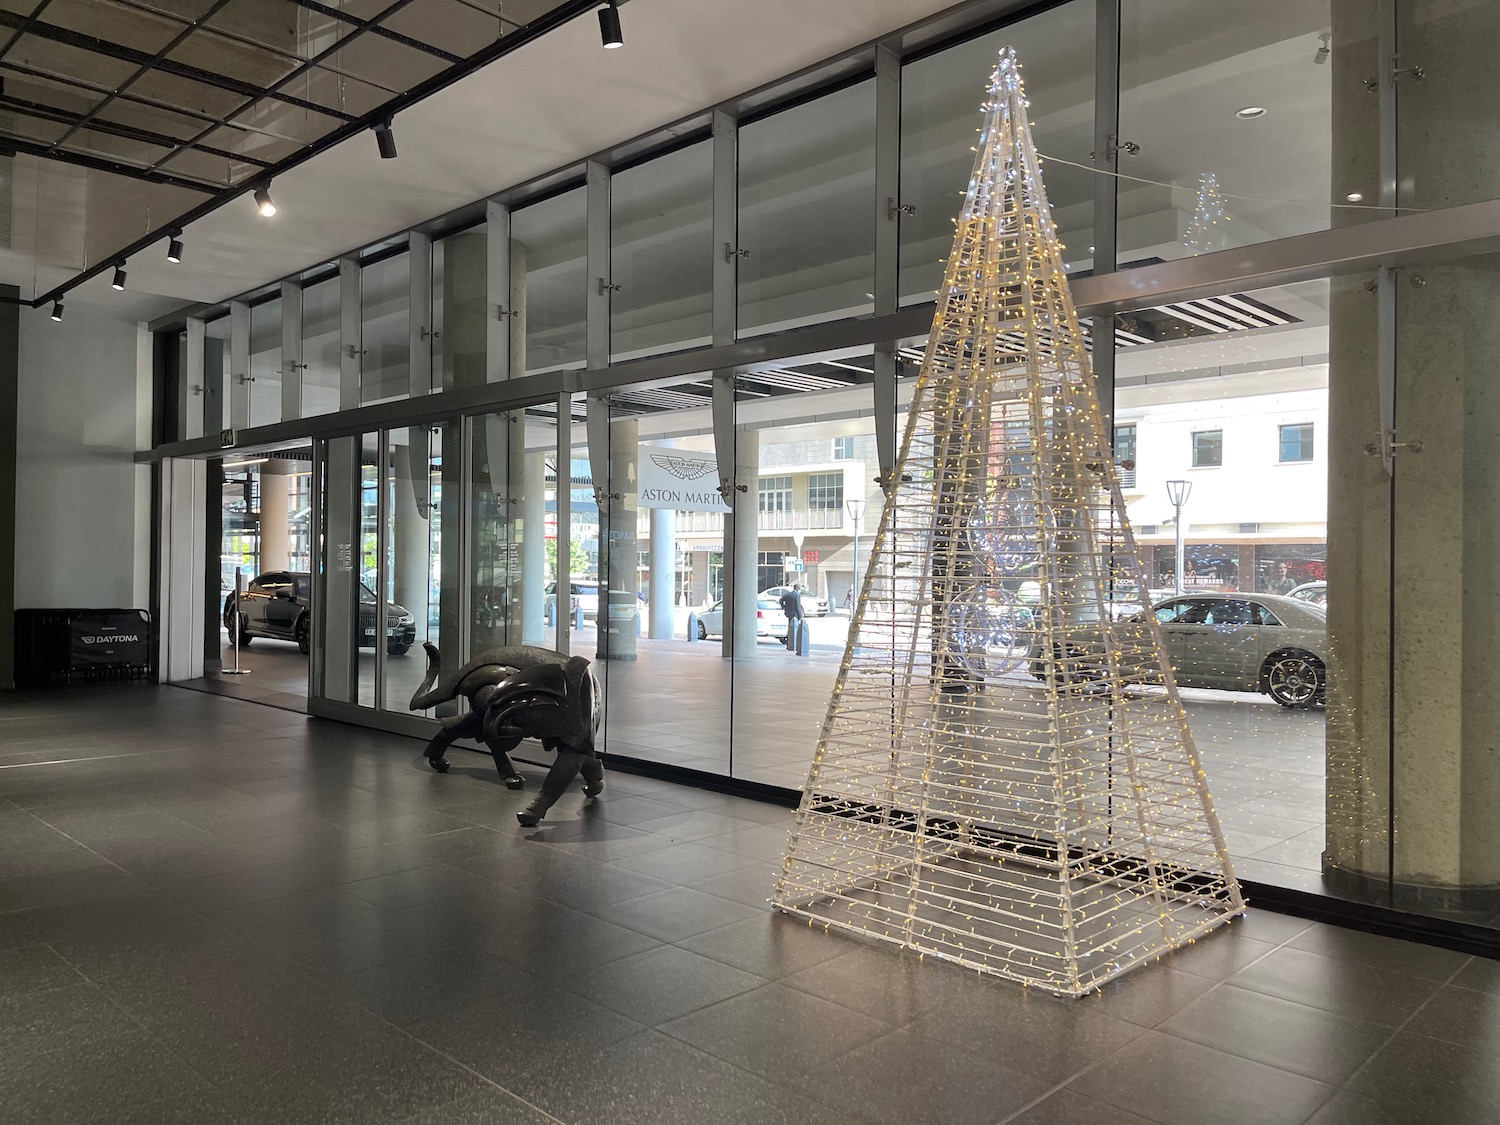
(424, 712), (481, 773)
(516, 748), (585, 826)
(580, 752), (604, 798)
(489, 742), (525, 790)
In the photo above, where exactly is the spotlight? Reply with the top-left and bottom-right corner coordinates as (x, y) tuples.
(1235, 106), (1266, 120)
(1314, 32), (1331, 65)
(166, 233), (183, 263)
(1345, 191), (1364, 202)
(111, 264), (127, 290)
(253, 185), (277, 217)
(598, 1), (622, 49)
(374, 119), (397, 160)
(50, 301), (63, 322)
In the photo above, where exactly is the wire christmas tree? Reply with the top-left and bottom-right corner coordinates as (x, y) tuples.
(772, 47), (1243, 997)
(1183, 171), (1231, 255)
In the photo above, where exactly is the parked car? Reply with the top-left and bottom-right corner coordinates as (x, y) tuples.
(761, 585), (829, 617)
(222, 570), (416, 656)
(1287, 580), (1328, 608)
(696, 597), (779, 640)
(544, 580), (600, 620)
(1029, 591), (1327, 708)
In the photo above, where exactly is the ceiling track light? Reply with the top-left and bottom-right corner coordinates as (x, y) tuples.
(111, 263), (127, 290)
(598, 1), (622, 49)
(50, 301), (63, 322)
(253, 184), (277, 217)
(166, 231), (183, 263)
(374, 119), (397, 160)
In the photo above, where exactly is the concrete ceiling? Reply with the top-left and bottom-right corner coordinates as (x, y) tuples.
(0, 0), (965, 317)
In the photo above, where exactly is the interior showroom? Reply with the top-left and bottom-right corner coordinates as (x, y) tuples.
(2, 1), (1499, 1122)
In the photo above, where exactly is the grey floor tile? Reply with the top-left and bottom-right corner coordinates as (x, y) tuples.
(1451, 955), (1500, 993)
(676, 913), (850, 979)
(1287, 923), (1473, 982)
(563, 943), (765, 1025)
(659, 981), (890, 1078)
(1224, 908), (1315, 945)
(1346, 1031), (1500, 1121)
(1068, 1030), (1336, 1125)
(505, 1028), (865, 1125)
(687, 862), (780, 909)
(1158, 983), (1390, 1084)
(1083, 966), (1216, 1028)
(1403, 984), (1500, 1054)
(1156, 929), (1277, 981)
(780, 942), (985, 1026)
(335, 946), (533, 1026)
(597, 885), (765, 942)
(792, 1027), (1052, 1125)
(1228, 946), (1441, 1025)
(0, 1027), (214, 1123)
(0, 943), (89, 998)
(403, 1087), (559, 1125)
(612, 840), (763, 883)
(479, 904), (663, 976)
(1303, 1088), (1420, 1125)
(1006, 1087), (1163, 1125)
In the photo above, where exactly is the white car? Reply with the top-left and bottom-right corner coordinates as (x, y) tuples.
(761, 586), (829, 617)
(1286, 580), (1327, 608)
(544, 581), (600, 620)
(695, 597), (779, 640)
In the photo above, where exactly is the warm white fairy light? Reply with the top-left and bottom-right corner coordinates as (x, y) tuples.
(1184, 171), (1231, 255)
(772, 46), (1244, 998)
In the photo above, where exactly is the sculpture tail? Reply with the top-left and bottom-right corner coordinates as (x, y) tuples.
(409, 642), (445, 711)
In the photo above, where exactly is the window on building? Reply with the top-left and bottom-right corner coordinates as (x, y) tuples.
(758, 476), (793, 513)
(757, 551), (784, 592)
(1279, 423), (1314, 463)
(832, 436), (855, 461)
(1192, 430), (1222, 468)
(1113, 423), (1136, 487)
(807, 472), (844, 510)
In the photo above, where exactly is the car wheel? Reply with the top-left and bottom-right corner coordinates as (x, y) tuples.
(1264, 651), (1324, 708)
(232, 614), (252, 647)
(697, 620), (708, 640)
(388, 643), (410, 657)
(295, 615), (311, 655)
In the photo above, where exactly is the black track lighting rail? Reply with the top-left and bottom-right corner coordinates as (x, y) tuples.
(11, 0), (611, 310)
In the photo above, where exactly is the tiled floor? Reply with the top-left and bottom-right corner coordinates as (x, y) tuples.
(1, 684), (1496, 1124)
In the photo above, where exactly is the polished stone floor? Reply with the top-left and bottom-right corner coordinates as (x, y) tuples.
(1, 684), (1497, 1124)
(196, 626), (1327, 884)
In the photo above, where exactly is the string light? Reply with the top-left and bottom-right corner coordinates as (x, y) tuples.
(772, 45), (1243, 998)
(1184, 172), (1231, 256)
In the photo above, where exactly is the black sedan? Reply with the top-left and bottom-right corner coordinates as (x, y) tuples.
(223, 570), (416, 656)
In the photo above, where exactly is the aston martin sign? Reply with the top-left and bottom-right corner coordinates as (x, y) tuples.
(637, 444), (731, 513)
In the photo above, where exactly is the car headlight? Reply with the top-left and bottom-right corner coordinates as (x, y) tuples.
(398, 613), (414, 625)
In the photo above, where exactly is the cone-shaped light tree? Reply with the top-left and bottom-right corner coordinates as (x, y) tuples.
(772, 48), (1244, 997)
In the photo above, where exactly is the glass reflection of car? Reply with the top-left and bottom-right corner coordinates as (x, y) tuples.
(543, 581), (600, 621)
(222, 570), (416, 656)
(1287, 580), (1328, 608)
(761, 585), (829, 617)
(695, 597), (778, 640)
(1030, 591), (1327, 708)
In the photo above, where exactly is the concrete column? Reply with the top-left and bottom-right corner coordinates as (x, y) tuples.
(442, 231), (486, 391)
(391, 441), (430, 641)
(649, 507), (676, 638)
(600, 417), (639, 660)
(1325, 0), (1500, 908)
(486, 201), (511, 381)
(522, 451), (547, 644)
(509, 240), (527, 376)
(259, 458), (291, 572)
(730, 427), (759, 661)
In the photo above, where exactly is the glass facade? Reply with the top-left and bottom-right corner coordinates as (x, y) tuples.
(156, 0), (1500, 947)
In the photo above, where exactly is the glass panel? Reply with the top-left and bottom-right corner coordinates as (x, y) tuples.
(249, 298), (281, 427)
(513, 189), (586, 374)
(317, 434), (361, 703)
(900, 3), (1095, 301)
(738, 81), (876, 335)
(433, 222), (486, 389)
(601, 377), (728, 775)
(357, 434), (379, 706)
(610, 140), (714, 360)
(1116, 277), (1330, 891)
(204, 315), (230, 432)
(302, 276), (340, 417)
(731, 369), (877, 788)
(362, 251), (410, 405)
(383, 424), (453, 714)
(1118, 1), (1379, 268)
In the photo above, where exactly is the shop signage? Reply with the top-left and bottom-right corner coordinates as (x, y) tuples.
(637, 444), (731, 513)
(803, 550), (820, 563)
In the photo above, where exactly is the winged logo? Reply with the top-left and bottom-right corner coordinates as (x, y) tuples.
(650, 453), (715, 481)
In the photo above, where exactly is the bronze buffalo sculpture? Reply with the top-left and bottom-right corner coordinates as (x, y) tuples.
(409, 643), (603, 825)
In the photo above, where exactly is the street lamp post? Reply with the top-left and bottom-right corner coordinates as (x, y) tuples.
(846, 497), (867, 613)
(1165, 479), (1192, 594)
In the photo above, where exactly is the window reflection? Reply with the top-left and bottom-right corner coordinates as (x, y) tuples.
(513, 189), (587, 373)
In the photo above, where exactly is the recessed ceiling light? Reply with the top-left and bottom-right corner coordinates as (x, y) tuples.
(1235, 106), (1267, 120)
(1345, 192), (1364, 202)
